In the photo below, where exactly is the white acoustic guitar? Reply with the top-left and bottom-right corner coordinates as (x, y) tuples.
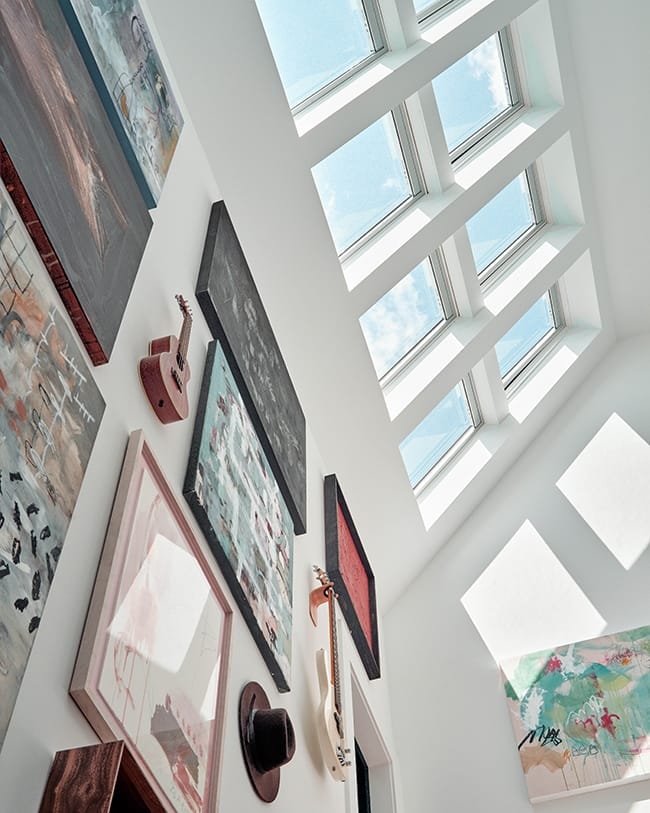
(310, 565), (352, 781)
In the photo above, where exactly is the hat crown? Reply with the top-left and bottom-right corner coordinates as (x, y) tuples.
(250, 707), (296, 773)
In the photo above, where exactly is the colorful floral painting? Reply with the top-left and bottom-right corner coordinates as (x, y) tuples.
(184, 340), (294, 691)
(0, 178), (104, 747)
(502, 625), (650, 801)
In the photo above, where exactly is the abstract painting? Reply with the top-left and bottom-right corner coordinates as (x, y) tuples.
(0, 178), (105, 749)
(71, 431), (232, 813)
(324, 474), (380, 680)
(58, 0), (184, 208)
(502, 624), (650, 802)
(196, 201), (307, 535)
(184, 341), (294, 692)
(0, 0), (152, 364)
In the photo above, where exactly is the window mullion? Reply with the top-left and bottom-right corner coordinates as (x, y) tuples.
(471, 355), (509, 425)
(442, 230), (483, 318)
(411, 84), (454, 194)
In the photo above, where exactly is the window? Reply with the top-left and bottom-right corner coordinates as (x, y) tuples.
(414, 0), (459, 24)
(432, 29), (522, 160)
(466, 168), (544, 281)
(495, 290), (562, 387)
(312, 109), (424, 256)
(255, 0), (386, 110)
(399, 380), (480, 488)
(359, 254), (453, 380)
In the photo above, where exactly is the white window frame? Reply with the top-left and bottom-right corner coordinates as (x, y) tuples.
(416, 0), (463, 26)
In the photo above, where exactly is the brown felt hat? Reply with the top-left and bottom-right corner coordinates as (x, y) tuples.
(239, 681), (296, 803)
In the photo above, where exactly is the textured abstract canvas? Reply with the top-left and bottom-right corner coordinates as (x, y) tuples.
(71, 431), (232, 813)
(0, 179), (105, 748)
(184, 341), (294, 691)
(0, 0), (152, 363)
(59, 0), (184, 207)
(502, 625), (650, 802)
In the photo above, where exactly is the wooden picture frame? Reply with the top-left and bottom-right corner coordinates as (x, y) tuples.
(324, 475), (380, 680)
(71, 431), (232, 813)
(57, 0), (184, 209)
(196, 201), (307, 535)
(184, 341), (294, 692)
(0, 0), (152, 364)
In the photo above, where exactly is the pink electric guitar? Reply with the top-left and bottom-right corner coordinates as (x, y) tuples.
(139, 295), (192, 423)
(310, 565), (352, 781)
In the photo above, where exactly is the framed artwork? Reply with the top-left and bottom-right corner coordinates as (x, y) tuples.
(0, 177), (105, 749)
(58, 0), (184, 209)
(324, 474), (380, 680)
(196, 201), (307, 535)
(70, 430), (232, 813)
(184, 341), (294, 692)
(501, 624), (650, 802)
(0, 0), (152, 364)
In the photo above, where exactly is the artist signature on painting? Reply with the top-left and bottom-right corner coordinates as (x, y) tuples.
(518, 725), (563, 750)
(571, 743), (600, 757)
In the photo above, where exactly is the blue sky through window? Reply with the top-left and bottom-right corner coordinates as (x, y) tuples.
(495, 293), (555, 379)
(433, 33), (512, 153)
(360, 259), (444, 378)
(399, 383), (473, 486)
(312, 113), (414, 255)
(255, 0), (378, 109)
(466, 173), (535, 273)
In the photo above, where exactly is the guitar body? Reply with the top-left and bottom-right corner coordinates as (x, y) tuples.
(315, 648), (349, 782)
(139, 333), (190, 423)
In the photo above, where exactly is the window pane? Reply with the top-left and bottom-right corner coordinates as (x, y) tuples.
(312, 113), (414, 255)
(466, 173), (535, 273)
(495, 292), (555, 378)
(255, 0), (379, 109)
(399, 383), (473, 486)
(360, 259), (444, 378)
(433, 33), (512, 153)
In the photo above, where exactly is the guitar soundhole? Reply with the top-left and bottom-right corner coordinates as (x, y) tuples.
(158, 399), (164, 408)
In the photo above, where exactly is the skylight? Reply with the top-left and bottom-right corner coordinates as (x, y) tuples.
(432, 30), (521, 158)
(466, 170), (541, 278)
(399, 381), (479, 487)
(495, 291), (558, 384)
(414, 0), (458, 23)
(359, 257), (449, 379)
(254, 0), (385, 110)
(312, 110), (422, 256)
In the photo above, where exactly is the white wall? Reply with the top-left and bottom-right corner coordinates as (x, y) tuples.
(385, 335), (650, 812)
(0, 52), (399, 813)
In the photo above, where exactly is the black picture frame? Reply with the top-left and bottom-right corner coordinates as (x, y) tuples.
(184, 341), (294, 692)
(196, 201), (307, 535)
(324, 475), (380, 680)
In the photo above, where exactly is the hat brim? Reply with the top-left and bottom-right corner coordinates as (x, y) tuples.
(239, 682), (281, 803)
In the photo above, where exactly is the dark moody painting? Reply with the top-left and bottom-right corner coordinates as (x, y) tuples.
(184, 341), (293, 692)
(324, 474), (380, 680)
(0, 0), (152, 364)
(58, 0), (184, 208)
(0, 178), (105, 748)
(196, 201), (307, 535)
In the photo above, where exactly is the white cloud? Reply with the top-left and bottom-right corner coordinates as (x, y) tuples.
(467, 36), (509, 111)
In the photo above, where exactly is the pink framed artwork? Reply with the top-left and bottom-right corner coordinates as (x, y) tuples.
(70, 430), (232, 813)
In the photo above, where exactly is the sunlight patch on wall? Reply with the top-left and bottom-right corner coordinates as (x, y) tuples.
(557, 413), (650, 570)
(461, 520), (605, 664)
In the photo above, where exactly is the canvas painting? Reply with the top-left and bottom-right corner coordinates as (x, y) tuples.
(59, 0), (184, 208)
(196, 201), (307, 535)
(0, 178), (105, 748)
(184, 341), (294, 691)
(0, 0), (152, 363)
(71, 431), (232, 813)
(502, 624), (650, 802)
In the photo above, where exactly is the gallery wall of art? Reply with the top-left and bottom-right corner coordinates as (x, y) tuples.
(385, 335), (650, 812)
(0, 1), (400, 810)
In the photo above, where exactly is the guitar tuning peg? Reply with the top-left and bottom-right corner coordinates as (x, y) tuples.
(345, 760), (352, 767)
(344, 748), (351, 754)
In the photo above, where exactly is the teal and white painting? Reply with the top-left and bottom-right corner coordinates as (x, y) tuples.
(502, 625), (650, 802)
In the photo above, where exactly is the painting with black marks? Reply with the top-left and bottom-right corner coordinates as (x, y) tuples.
(0, 0), (152, 363)
(0, 178), (105, 748)
(196, 201), (307, 534)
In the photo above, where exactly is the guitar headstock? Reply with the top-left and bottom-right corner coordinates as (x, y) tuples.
(313, 565), (334, 589)
(175, 294), (193, 320)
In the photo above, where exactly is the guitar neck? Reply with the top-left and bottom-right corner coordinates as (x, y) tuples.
(176, 311), (192, 370)
(328, 589), (342, 715)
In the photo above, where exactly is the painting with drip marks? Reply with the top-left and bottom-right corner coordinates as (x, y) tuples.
(0, 178), (105, 749)
(502, 625), (650, 802)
